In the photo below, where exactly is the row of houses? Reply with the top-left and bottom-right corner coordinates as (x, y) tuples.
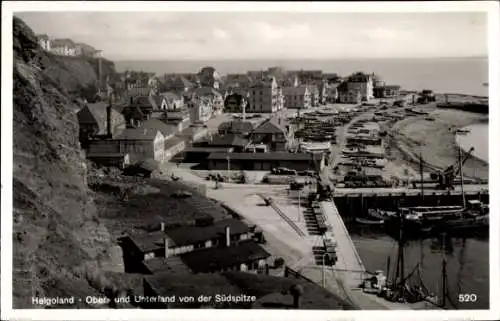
(36, 34), (102, 58)
(106, 66), (403, 117)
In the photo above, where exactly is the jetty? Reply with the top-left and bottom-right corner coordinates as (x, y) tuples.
(318, 200), (441, 310)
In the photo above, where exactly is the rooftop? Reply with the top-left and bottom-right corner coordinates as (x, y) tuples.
(207, 152), (321, 162)
(164, 136), (185, 150)
(165, 218), (250, 247)
(142, 256), (192, 275)
(209, 134), (249, 148)
(139, 119), (177, 137)
(115, 127), (160, 141)
(180, 240), (270, 273)
(282, 86), (308, 96)
(252, 118), (287, 134)
(218, 120), (254, 134)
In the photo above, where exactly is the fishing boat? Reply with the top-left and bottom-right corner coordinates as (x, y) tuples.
(355, 217), (385, 225)
(367, 208), (397, 220)
(362, 211), (453, 308)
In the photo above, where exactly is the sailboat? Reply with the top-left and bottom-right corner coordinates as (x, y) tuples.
(362, 211), (458, 308)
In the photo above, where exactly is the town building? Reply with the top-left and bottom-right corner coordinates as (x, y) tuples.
(314, 79), (328, 105)
(207, 151), (325, 171)
(247, 76), (284, 113)
(282, 86), (312, 110)
(198, 134), (250, 152)
(188, 96), (213, 123)
(114, 127), (166, 163)
(224, 93), (249, 113)
(198, 66), (221, 89)
(191, 87), (224, 115)
(36, 34), (51, 51)
(50, 38), (77, 56)
(86, 152), (130, 169)
(160, 75), (196, 93)
(119, 218), (254, 273)
(218, 120), (255, 136)
(346, 72), (374, 101)
(77, 102), (126, 147)
(74, 42), (99, 57)
(338, 82), (362, 104)
(305, 85), (320, 107)
(250, 118), (294, 152)
(326, 83), (339, 103)
(223, 74), (254, 90)
(373, 85), (401, 98)
(180, 240), (270, 274)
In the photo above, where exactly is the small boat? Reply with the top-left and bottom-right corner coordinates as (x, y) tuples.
(355, 217), (385, 225)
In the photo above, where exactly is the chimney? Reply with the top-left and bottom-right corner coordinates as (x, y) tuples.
(164, 237), (169, 258)
(225, 225), (230, 247)
(106, 105), (112, 137)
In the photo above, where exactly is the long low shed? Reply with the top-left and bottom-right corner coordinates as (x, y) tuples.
(207, 152), (325, 171)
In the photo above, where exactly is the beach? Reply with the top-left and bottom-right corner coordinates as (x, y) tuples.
(389, 107), (489, 180)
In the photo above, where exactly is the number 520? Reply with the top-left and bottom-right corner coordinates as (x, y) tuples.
(458, 294), (478, 302)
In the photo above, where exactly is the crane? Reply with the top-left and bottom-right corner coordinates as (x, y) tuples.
(434, 147), (474, 190)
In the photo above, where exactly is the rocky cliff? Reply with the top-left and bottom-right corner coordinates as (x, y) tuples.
(13, 16), (117, 308)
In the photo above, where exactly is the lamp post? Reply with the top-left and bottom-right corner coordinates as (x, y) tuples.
(226, 154), (231, 178)
(322, 252), (331, 288)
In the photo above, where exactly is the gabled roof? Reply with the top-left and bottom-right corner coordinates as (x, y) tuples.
(36, 34), (49, 40)
(180, 240), (270, 274)
(75, 42), (96, 53)
(77, 102), (120, 134)
(282, 86), (308, 96)
(252, 118), (286, 134)
(209, 134), (249, 148)
(139, 119), (177, 137)
(165, 218), (250, 247)
(218, 121), (254, 134)
(115, 127), (161, 140)
(51, 38), (75, 48)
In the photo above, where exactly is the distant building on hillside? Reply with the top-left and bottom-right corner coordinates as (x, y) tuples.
(50, 38), (77, 56)
(36, 34), (51, 51)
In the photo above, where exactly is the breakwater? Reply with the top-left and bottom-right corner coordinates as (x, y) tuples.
(437, 102), (488, 114)
(334, 191), (489, 217)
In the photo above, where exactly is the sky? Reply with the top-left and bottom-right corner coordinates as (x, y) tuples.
(15, 11), (488, 61)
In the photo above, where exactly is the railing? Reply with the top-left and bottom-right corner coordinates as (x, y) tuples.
(257, 194), (306, 237)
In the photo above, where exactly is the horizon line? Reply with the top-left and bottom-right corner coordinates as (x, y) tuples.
(112, 56), (488, 62)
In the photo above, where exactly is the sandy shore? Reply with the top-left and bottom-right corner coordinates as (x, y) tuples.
(389, 107), (488, 180)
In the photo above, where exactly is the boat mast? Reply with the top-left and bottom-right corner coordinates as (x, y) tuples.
(440, 233), (448, 308)
(458, 144), (466, 208)
(419, 152), (424, 201)
(398, 206), (406, 298)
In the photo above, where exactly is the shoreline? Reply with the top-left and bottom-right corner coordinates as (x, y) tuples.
(388, 108), (489, 180)
(456, 124), (489, 165)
